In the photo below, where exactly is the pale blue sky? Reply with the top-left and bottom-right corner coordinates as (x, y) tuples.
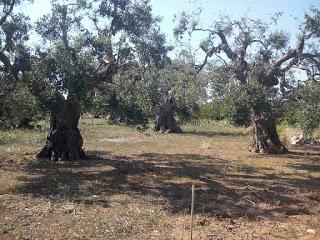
(19, 0), (317, 81)
(21, 0), (319, 51)
(150, 0), (318, 44)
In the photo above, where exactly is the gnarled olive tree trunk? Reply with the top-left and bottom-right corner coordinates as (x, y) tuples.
(37, 95), (85, 161)
(154, 97), (182, 133)
(250, 109), (287, 154)
(34, 56), (118, 161)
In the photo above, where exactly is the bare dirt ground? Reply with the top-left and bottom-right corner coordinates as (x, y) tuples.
(0, 120), (319, 239)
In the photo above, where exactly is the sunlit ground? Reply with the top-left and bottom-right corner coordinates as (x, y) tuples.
(0, 119), (319, 239)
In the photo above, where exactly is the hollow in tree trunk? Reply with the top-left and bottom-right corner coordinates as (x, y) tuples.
(250, 109), (287, 154)
(154, 97), (182, 133)
(37, 94), (85, 161)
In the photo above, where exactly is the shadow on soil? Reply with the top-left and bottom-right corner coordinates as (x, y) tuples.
(182, 130), (249, 138)
(14, 150), (320, 220)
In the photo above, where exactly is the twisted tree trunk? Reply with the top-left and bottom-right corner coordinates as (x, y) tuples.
(154, 98), (182, 133)
(33, 55), (119, 161)
(250, 109), (287, 154)
(37, 95), (85, 161)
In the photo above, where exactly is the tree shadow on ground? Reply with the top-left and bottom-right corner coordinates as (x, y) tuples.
(292, 145), (320, 151)
(290, 163), (320, 172)
(263, 148), (320, 161)
(282, 145), (320, 159)
(13, 150), (319, 220)
(182, 130), (249, 138)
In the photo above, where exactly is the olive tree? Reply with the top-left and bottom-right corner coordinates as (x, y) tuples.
(154, 56), (208, 133)
(175, 9), (320, 153)
(32, 0), (171, 161)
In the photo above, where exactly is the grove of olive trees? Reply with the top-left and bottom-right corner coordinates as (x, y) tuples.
(0, 0), (319, 159)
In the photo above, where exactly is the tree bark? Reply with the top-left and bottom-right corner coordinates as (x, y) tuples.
(154, 98), (182, 133)
(250, 109), (288, 154)
(36, 95), (85, 161)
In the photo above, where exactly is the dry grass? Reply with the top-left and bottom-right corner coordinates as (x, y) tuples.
(0, 119), (319, 239)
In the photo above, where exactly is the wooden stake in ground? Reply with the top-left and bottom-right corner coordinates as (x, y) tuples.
(190, 184), (195, 240)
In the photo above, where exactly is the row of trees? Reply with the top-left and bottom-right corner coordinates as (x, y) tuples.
(0, 0), (319, 160)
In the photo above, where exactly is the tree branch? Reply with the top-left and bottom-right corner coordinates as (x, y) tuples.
(193, 27), (215, 34)
(193, 27), (237, 60)
(0, 50), (19, 98)
(271, 36), (305, 69)
(265, 36), (306, 85)
(0, 51), (18, 80)
(216, 30), (237, 61)
(192, 27), (238, 73)
(196, 44), (222, 73)
(0, 0), (15, 26)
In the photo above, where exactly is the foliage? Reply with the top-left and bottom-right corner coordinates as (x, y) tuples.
(0, 0), (319, 140)
(30, 0), (172, 125)
(174, 7), (320, 152)
(0, 83), (45, 129)
(289, 82), (320, 136)
(0, 0), (36, 128)
(198, 100), (224, 121)
(89, 89), (150, 128)
(221, 88), (252, 126)
(158, 58), (208, 122)
(0, 0), (32, 99)
(222, 82), (276, 126)
(87, 56), (208, 126)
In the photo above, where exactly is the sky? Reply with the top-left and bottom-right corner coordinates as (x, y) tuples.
(150, 0), (318, 48)
(21, 0), (319, 49)
(22, 0), (319, 31)
(18, 0), (317, 82)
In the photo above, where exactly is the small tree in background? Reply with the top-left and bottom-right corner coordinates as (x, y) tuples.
(153, 56), (208, 132)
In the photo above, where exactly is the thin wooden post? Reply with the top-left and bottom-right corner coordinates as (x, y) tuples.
(190, 184), (195, 240)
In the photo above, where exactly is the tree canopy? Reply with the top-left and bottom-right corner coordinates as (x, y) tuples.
(173, 8), (320, 153)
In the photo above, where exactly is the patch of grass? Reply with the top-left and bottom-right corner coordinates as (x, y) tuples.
(316, 204), (320, 215)
(0, 128), (46, 158)
(182, 120), (248, 134)
(0, 224), (13, 234)
(265, 173), (279, 180)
